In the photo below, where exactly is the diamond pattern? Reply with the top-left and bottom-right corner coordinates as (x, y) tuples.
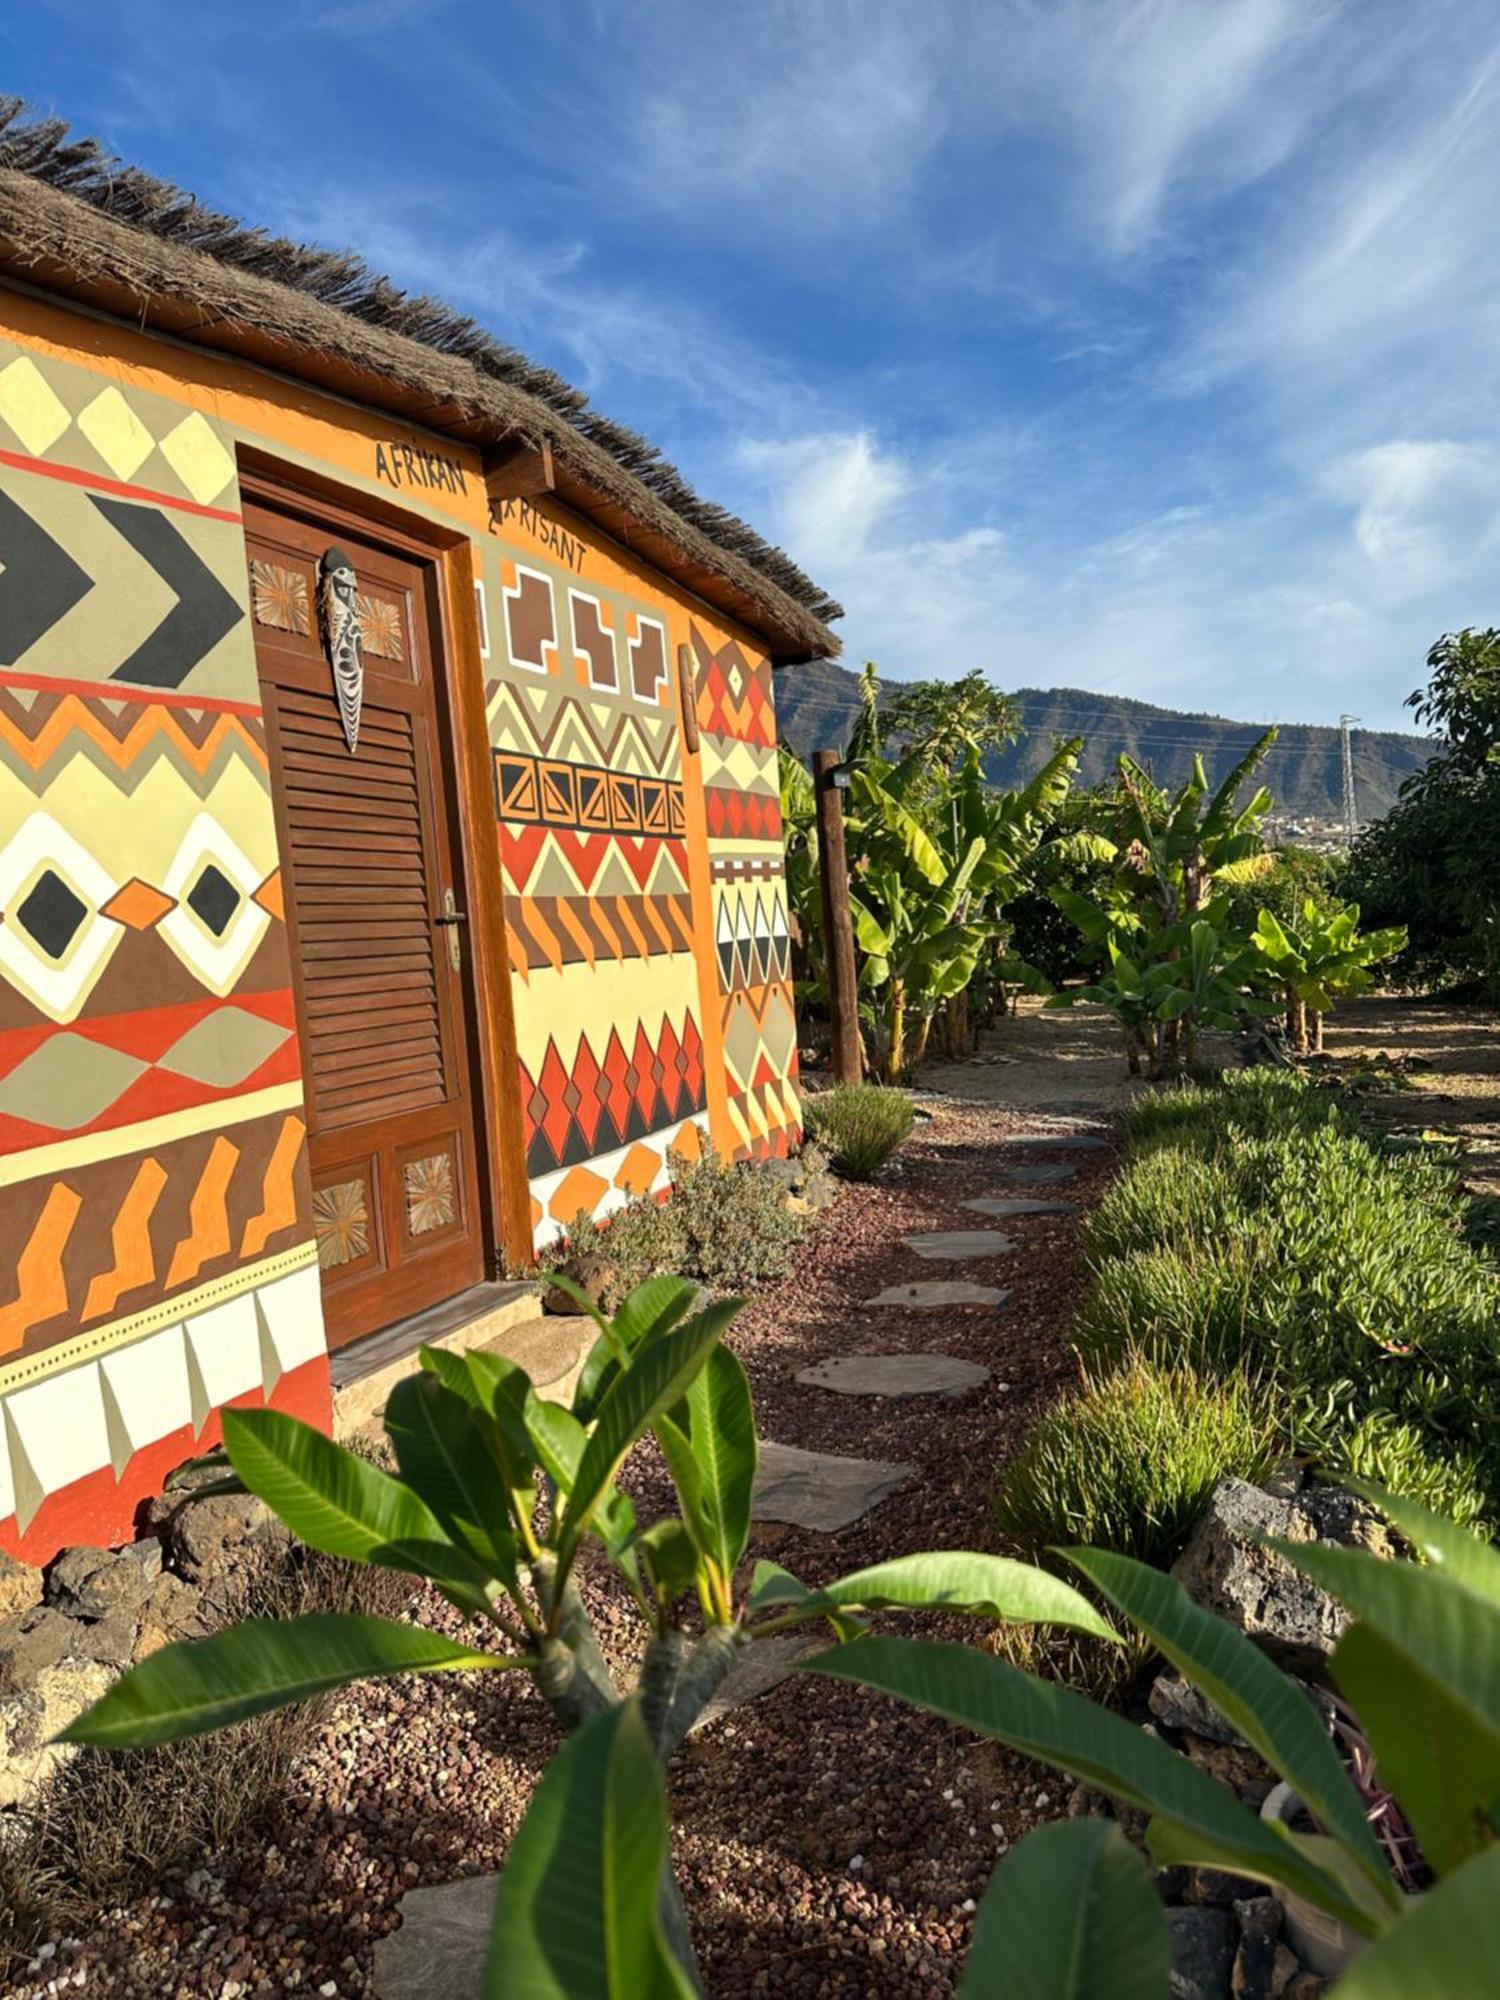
(158, 410), (236, 505)
(518, 1012), (707, 1176)
(77, 386), (155, 480)
(0, 356), (69, 456)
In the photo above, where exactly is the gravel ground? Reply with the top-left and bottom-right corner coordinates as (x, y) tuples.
(1320, 993), (1500, 1194)
(8, 1090), (1116, 1999)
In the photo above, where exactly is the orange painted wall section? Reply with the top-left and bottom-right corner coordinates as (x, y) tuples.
(0, 285), (799, 1559)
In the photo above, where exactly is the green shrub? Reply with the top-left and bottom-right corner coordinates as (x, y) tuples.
(1084, 1069), (1500, 1524)
(540, 1143), (804, 1306)
(1082, 1146), (1249, 1264)
(1300, 1409), (1491, 1533)
(1074, 1239), (1261, 1380)
(992, 1355), (1278, 1572)
(1121, 1068), (1337, 1155)
(669, 1142), (804, 1288)
(803, 1084), (914, 1180)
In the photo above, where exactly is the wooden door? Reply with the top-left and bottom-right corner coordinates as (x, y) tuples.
(244, 492), (484, 1347)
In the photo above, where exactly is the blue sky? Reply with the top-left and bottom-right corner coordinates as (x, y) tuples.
(5, 1), (1498, 732)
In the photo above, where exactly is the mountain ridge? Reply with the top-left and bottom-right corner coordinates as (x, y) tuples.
(773, 660), (1433, 822)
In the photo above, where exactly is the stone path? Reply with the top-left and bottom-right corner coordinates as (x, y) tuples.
(375, 1874), (494, 1999)
(962, 1196), (1078, 1218)
(999, 1131), (1109, 1150)
(996, 1162), (1076, 1185)
(866, 1278), (1010, 1307)
(900, 1229), (1017, 1260)
(795, 1353), (990, 1398)
(752, 1440), (915, 1532)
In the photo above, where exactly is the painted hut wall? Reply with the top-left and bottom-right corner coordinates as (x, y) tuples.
(0, 289), (801, 1557)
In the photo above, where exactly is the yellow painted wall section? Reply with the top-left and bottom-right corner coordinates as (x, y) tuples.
(0, 285), (798, 1557)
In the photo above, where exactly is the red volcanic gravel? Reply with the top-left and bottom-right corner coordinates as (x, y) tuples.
(6, 1098), (1114, 1999)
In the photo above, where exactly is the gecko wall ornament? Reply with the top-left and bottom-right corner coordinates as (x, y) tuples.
(318, 544), (364, 752)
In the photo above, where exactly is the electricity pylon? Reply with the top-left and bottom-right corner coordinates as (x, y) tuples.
(1339, 714), (1360, 846)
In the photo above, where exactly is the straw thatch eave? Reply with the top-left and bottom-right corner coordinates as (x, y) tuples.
(0, 109), (841, 662)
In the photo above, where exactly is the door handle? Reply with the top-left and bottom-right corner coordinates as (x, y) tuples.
(436, 889), (466, 969)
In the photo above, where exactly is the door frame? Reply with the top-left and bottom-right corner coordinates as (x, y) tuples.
(237, 451), (535, 1283)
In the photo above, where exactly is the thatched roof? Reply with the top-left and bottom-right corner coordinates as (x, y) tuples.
(0, 101), (841, 661)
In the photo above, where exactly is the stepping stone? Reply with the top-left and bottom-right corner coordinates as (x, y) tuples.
(901, 1229), (1016, 1260)
(1001, 1132), (1109, 1151)
(376, 1871), (494, 1998)
(691, 1635), (812, 1731)
(796, 1353), (990, 1398)
(753, 1441), (914, 1531)
(963, 1197), (1079, 1218)
(996, 1163), (1077, 1185)
(866, 1280), (1010, 1308)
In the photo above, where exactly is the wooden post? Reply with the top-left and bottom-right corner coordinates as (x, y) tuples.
(813, 750), (864, 1085)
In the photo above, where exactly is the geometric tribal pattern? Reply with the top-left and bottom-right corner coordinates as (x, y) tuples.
(0, 991), (298, 1147)
(493, 749), (685, 839)
(0, 463), (247, 699)
(506, 892), (695, 974)
(693, 628), (776, 748)
(529, 1116), (709, 1247)
(704, 785), (781, 841)
(0, 685), (282, 1027)
(487, 677), (681, 777)
(0, 802), (277, 1023)
(689, 619), (801, 1160)
(0, 349), (237, 511)
(715, 886), (791, 990)
(0, 1255), (325, 1550)
(0, 1105), (310, 1361)
(518, 1011), (705, 1178)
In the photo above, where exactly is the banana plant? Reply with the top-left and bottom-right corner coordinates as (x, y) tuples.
(807, 1484), (1500, 1996)
(846, 737), (1084, 1079)
(1252, 901), (1409, 1054)
(1049, 898), (1271, 1076)
(61, 1277), (1114, 1993)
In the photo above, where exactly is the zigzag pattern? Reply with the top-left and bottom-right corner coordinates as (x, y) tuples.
(0, 686), (267, 795)
(498, 823), (689, 898)
(487, 678), (680, 777)
(715, 885), (791, 992)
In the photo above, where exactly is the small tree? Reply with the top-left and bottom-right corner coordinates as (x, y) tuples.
(1251, 900), (1408, 1053)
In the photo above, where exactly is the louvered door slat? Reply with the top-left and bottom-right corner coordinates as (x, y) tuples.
(271, 691), (448, 1134)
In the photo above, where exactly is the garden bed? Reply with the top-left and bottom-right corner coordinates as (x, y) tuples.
(5, 1091), (1113, 1999)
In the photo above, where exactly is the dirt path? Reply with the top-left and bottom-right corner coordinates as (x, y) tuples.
(8, 1026), (1122, 1999)
(1320, 993), (1500, 1195)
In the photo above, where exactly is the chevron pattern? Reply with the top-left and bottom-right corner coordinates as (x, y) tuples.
(0, 458), (248, 699)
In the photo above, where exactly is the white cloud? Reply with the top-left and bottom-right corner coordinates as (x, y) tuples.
(1331, 440), (1500, 601)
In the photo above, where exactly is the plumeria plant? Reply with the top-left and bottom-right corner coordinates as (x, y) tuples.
(61, 1275), (1112, 1990)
